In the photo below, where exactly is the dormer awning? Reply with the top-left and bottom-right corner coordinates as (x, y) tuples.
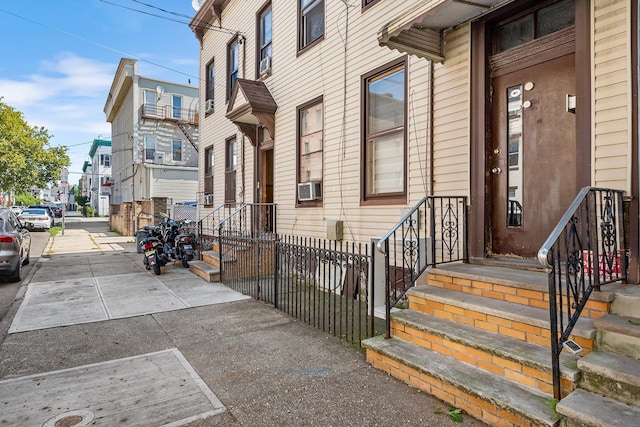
(377, 0), (503, 62)
(226, 79), (277, 146)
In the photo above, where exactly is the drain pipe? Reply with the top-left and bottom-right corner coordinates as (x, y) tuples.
(429, 60), (435, 196)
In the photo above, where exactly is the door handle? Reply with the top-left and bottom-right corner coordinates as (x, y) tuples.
(491, 167), (502, 175)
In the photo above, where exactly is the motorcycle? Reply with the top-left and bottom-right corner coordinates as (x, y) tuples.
(159, 213), (180, 262)
(139, 225), (168, 275)
(174, 219), (196, 268)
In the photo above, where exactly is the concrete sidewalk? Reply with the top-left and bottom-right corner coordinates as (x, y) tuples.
(0, 217), (488, 426)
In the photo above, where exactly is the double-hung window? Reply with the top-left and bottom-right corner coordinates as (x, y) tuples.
(225, 137), (237, 203)
(204, 146), (214, 196)
(297, 97), (323, 203)
(299, 0), (324, 51)
(144, 89), (157, 116)
(100, 154), (111, 167)
(227, 39), (239, 101)
(172, 140), (182, 162)
(206, 60), (215, 111)
(145, 136), (156, 161)
(362, 59), (407, 202)
(172, 95), (182, 119)
(258, 4), (272, 74)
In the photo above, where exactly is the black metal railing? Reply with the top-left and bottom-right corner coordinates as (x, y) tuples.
(196, 202), (276, 251)
(538, 186), (627, 399)
(376, 196), (467, 338)
(196, 203), (239, 252)
(219, 233), (375, 346)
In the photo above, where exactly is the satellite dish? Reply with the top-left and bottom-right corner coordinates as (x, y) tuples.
(192, 0), (204, 11)
(156, 85), (165, 95)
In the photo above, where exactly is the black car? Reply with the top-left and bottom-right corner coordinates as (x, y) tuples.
(28, 205), (56, 227)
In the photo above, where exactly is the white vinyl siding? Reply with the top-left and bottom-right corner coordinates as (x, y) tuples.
(149, 168), (198, 203)
(432, 24), (471, 196)
(196, 1), (436, 241)
(592, 0), (632, 193)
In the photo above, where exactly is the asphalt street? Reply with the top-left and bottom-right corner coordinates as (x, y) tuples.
(0, 212), (488, 426)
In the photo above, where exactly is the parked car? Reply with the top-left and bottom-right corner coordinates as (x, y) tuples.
(0, 207), (31, 282)
(10, 206), (22, 215)
(28, 205), (55, 227)
(46, 203), (63, 218)
(19, 208), (52, 231)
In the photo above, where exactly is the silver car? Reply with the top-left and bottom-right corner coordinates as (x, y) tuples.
(0, 208), (32, 282)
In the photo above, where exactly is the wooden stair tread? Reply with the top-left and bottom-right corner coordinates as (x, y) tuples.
(363, 335), (562, 426)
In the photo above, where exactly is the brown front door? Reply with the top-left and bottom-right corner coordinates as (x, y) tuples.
(256, 127), (274, 232)
(490, 53), (576, 258)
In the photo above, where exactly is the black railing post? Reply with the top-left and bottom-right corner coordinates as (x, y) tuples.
(274, 235), (279, 310)
(547, 250), (562, 400)
(383, 239), (391, 340)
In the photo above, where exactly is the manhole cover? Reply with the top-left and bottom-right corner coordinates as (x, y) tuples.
(43, 410), (95, 427)
(55, 415), (82, 427)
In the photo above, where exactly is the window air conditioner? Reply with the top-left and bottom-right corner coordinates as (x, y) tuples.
(153, 152), (165, 165)
(204, 194), (214, 205)
(297, 182), (321, 201)
(205, 99), (214, 112)
(259, 56), (272, 76)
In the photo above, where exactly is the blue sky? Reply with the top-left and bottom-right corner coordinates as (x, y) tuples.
(0, 0), (201, 184)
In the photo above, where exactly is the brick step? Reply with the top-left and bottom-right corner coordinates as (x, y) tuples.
(556, 389), (640, 427)
(188, 260), (220, 283)
(577, 350), (640, 407)
(593, 313), (640, 359)
(426, 264), (614, 319)
(391, 309), (580, 396)
(408, 285), (596, 351)
(363, 335), (562, 427)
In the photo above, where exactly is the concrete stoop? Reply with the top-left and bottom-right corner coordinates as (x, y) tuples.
(555, 302), (640, 426)
(363, 264), (640, 427)
(555, 389), (640, 427)
(363, 335), (562, 427)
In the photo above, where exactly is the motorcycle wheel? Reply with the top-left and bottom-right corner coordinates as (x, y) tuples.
(153, 263), (161, 275)
(182, 256), (189, 268)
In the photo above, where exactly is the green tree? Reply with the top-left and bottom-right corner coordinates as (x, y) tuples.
(0, 98), (70, 193)
(14, 192), (38, 206)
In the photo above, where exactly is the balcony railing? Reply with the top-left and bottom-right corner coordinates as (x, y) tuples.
(141, 104), (198, 125)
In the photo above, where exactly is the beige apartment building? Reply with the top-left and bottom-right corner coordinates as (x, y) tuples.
(190, 1), (639, 425)
(190, 0), (637, 275)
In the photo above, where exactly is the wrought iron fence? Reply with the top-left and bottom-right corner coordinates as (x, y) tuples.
(538, 186), (627, 399)
(219, 232), (376, 346)
(376, 195), (467, 338)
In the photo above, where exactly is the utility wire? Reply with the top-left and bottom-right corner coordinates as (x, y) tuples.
(99, 0), (242, 36)
(130, 0), (193, 19)
(0, 7), (200, 81)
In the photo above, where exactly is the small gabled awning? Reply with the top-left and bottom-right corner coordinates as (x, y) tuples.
(226, 79), (277, 146)
(377, 0), (505, 62)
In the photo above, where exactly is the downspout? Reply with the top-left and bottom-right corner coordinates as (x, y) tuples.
(429, 60), (435, 196)
(240, 33), (246, 203)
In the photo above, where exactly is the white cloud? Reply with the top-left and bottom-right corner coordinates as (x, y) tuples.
(0, 52), (113, 107)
